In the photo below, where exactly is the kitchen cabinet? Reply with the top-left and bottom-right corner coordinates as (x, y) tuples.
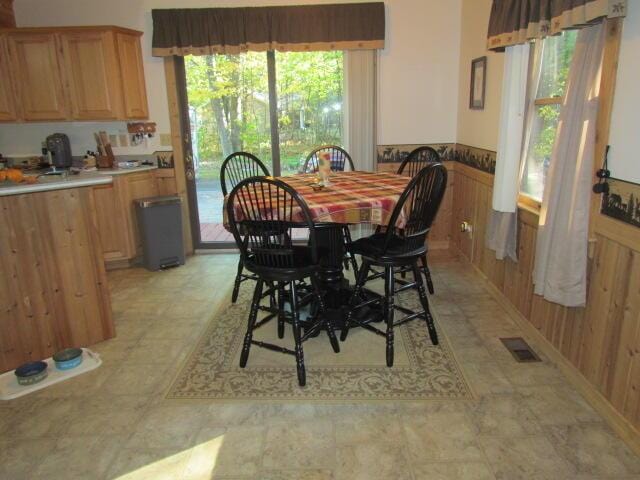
(116, 32), (148, 119)
(60, 30), (123, 120)
(7, 31), (68, 120)
(93, 170), (158, 268)
(0, 26), (149, 122)
(92, 182), (132, 263)
(0, 34), (17, 121)
(155, 168), (178, 196)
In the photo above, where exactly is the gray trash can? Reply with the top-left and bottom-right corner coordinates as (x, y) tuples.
(134, 195), (185, 271)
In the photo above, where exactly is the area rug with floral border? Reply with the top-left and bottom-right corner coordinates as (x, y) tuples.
(166, 285), (473, 401)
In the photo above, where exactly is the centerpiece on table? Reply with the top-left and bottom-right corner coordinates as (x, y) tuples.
(318, 151), (332, 186)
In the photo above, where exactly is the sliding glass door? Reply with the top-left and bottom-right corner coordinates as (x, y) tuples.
(275, 50), (344, 176)
(180, 50), (344, 248)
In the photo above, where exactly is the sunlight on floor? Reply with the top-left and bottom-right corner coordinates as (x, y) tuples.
(115, 432), (225, 480)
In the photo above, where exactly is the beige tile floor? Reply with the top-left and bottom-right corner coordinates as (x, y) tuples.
(1, 252), (639, 479)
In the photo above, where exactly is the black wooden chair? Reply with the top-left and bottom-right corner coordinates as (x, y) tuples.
(220, 152), (270, 303)
(226, 176), (340, 386)
(302, 145), (358, 275)
(397, 145), (440, 177)
(301, 145), (355, 174)
(396, 146), (441, 294)
(341, 164), (448, 367)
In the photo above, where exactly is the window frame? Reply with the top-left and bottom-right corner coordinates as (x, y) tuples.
(518, 32), (577, 211)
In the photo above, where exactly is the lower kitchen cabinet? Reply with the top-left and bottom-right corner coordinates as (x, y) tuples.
(93, 170), (158, 268)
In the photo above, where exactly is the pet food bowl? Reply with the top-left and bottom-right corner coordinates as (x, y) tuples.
(14, 361), (48, 386)
(53, 348), (83, 370)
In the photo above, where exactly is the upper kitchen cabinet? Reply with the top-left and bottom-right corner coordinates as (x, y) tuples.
(0, 26), (149, 122)
(0, 34), (18, 121)
(60, 30), (124, 120)
(116, 32), (148, 119)
(7, 31), (68, 121)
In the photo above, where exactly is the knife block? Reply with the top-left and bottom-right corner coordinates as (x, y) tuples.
(96, 154), (113, 169)
(96, 144), (115, 169)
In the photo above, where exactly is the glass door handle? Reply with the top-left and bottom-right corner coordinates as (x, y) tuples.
(185, 152), (195, 180)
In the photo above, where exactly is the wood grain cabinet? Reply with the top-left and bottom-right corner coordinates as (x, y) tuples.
(115, 32), (148, 119)
(93, 171), (159, 268)
(0, 34), (17, 121)
(60, 30), (124, 120)
(92, 182), (132, 263)
(6, 31), (68, 121)
(0, 26), (149, 122)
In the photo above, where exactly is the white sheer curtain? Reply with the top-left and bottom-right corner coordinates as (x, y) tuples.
(533, 23), (605, 307)
(344, 50), (376, 172)
(486, 43), (530, 261)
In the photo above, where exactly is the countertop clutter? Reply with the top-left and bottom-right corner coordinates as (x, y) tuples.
(0, 165), (157, 196)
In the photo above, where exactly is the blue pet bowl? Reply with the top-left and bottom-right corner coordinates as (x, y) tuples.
(15, 361), (48, 386)
(53, 348), (83, 370)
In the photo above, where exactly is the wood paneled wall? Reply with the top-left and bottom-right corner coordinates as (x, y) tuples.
(0, 0), (14, 28)
(378, 161), (453, 249)
(451, 161), (640, 450)
(0, 188), (114, 372)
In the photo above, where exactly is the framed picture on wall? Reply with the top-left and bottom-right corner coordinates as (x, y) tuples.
(469, 56), (487, 110)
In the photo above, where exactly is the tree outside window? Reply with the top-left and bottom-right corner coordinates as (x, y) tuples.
(520, 31), (578, 202)
(184, 51), (344, 180)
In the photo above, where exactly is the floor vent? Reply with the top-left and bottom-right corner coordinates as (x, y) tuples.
(500, 337), (541, 363)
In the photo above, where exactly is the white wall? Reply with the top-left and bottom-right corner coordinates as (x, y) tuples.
(377, 0), (461, 145)
(456, 0), (504, 151)
(1, 0), (461, 156)
(607, 2), (640, 184)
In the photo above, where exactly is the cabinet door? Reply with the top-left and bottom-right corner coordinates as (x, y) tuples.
(7, 32), (68, 121)
(115, 32), (148, 119)
(93, 182), (133, 263)
(0, 35), (18, 121)
(60, 31), (123, 120)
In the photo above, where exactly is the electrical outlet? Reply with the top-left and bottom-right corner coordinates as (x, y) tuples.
(109, 134), (118, 146)
(119, 134), (129, 147)
(160, 133), (172, 147)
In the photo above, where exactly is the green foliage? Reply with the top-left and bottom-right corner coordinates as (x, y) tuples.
(532, 105), (560, 160)
(185, 50), (344, 179)
(531, 31), (577, 162)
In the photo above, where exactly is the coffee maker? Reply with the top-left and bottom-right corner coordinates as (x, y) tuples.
(45, 133), (72, 168)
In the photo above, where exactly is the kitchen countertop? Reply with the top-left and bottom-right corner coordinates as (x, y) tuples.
(0, 165), (158, 196)
(0, 173), (111, 196)
(94, 165), (158, 176)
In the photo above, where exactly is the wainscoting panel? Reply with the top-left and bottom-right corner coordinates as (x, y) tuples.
(451, 161), (640, 444)
(377, 160), (453, 249)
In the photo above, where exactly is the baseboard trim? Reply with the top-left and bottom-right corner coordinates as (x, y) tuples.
(105, 257), (142, 271)
(467, 257), (640, 456)
(429, 240), (450, 250)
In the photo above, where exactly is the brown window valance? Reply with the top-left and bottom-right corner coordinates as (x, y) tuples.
(152, 3), (385, 57)
(487, 0), (627, 51)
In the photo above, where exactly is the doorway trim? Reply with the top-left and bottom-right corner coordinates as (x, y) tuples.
(163, 56), (194, 254)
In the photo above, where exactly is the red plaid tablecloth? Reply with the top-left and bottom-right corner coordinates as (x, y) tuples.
(226, 171), (411, 228)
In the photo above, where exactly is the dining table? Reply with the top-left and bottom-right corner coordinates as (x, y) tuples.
(226, 169), (413, 329)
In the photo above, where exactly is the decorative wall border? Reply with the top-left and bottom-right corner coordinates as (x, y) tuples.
(376, 143), (640, 230)
(376, 143), (456, 165)
(376, 142), (496, 174)
(602, 178), (640, 228)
